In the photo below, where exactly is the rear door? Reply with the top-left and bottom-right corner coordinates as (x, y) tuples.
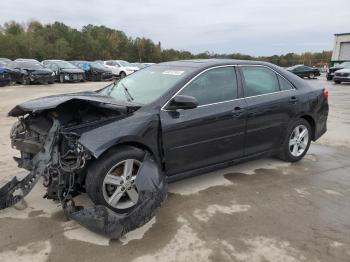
(160, 66), (247, 175)
(239, 66), (286, 155)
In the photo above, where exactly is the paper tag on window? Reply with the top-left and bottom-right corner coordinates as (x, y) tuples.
(162, 70), (184, 76)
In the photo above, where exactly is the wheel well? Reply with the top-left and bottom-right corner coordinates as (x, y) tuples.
(112, 142), (153, 155)
(300, 115), (315, 140)
(81, 142), (157, 183)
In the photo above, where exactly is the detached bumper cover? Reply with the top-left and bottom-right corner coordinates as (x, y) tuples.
(64, 153), (167, 239)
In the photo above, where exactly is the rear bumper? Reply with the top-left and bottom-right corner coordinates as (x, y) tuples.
(314, 103), (329, 141)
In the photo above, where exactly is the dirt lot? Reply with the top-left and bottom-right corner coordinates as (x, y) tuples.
(0, 77), (349, 262)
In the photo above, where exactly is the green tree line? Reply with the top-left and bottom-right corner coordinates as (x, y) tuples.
(0, 21), (332, 66)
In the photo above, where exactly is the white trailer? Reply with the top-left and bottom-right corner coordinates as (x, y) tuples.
(331, 33), (350, 65)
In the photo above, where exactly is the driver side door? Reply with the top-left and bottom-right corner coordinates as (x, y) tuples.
(160, 66), (247, 175)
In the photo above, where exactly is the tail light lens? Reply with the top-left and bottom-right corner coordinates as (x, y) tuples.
(323, 89), (329, 99)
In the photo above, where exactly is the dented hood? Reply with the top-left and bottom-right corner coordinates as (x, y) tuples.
(8, 92), (140, 117)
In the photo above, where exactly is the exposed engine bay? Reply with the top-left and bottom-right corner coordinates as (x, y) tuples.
(0, 96), (167, 238)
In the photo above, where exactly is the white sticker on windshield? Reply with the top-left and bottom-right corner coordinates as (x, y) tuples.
(162, 70), (185, 76)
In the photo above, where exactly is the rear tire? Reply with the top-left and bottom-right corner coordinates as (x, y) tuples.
(85, 146), (145, 213)
(277, 119), (311, 162)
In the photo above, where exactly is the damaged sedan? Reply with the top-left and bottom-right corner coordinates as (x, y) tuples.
(9, 61), (55, 85)
(0, 59), (329, 238)
(43, 60), (85, 83)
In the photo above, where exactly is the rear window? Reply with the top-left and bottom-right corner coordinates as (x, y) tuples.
(241, 66), (279, 97)
(277, 75), (294, 91)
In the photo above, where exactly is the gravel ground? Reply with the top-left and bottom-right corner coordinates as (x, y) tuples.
(0, 77), (349, 262)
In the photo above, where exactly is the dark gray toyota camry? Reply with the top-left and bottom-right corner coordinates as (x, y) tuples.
(0, 59), (329, 237)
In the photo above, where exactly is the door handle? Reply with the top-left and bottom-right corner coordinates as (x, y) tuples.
(232, 106), (245, 117)
(289, 96), (298, 104)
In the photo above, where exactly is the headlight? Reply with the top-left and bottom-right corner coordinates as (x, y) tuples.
(51, 72), (55, 76)
(64, 75), (70, 80)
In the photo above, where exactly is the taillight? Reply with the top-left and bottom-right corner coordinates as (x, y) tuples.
(323, 89), (329, 99)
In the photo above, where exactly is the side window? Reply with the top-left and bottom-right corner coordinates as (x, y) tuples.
(241, 66), (279, 97)
(178, 67), (238, 106)
(106, 61), (112, 66)
(277, 75), (294, 91)
(52, 64), (59, 71)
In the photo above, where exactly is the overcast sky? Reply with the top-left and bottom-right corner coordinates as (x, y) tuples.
(1, 0), (349, 56)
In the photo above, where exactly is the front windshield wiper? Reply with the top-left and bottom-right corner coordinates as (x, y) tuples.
(121, 82), (134, 102)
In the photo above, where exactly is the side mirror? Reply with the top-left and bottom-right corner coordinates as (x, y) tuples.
(167, 95), (198, 110)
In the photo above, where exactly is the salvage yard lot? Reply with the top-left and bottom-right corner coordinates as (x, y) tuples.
(0, 77), (350, 261)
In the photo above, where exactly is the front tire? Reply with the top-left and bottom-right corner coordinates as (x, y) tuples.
(277, 119), (311, 162)
(85, 146), (145, 213)
(21, 75), (30, 85)
(59, 74), (65, 83)
(120, 71), (126, 78)
(308, 73), (315, 79)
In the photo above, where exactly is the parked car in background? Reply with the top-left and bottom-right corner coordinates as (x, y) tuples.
(0, 58), (12, 64)
(286, 65), (321, 79)
(15, 58), (41, 64)
(132, 63), (147, 70)
(70, 61), (114, 81)
(103, 60), (139, 78)
(8, 61), (54, 85)
(0, 60), (22, 85)
(0, 59), (12, 87)
(143, 63), (156, 67)
(44, 60), (85, 83)
(0, 64), (11, 87)
(333, 68), (350, 84)
(327, 62), (350, 80)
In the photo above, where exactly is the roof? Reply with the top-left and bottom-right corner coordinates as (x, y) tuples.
(43, 59), (64, 62)
(158, 59), (271, 69)
(334, 33), (350, 36)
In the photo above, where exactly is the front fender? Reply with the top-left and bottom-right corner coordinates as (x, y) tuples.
(78, 112), (161, 160)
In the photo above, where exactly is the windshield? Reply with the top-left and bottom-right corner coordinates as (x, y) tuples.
(90, 62), (107, 70)
(57, 61), (77, 69)
(99, 65), (194, 104)
(117, 60), (132, 67)
(338, 62), (350, 68)
(15, 62), (44, 70)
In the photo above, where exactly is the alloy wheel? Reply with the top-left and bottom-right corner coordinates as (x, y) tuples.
(102, 159), (141, 210)
(289, 125), (309, 157)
